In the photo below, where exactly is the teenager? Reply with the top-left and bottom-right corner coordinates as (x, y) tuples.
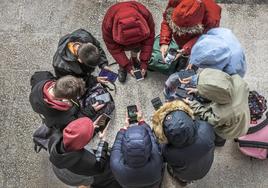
(53, 29), (109, 88)
(102, 1), (155, 83)
(49, 117), (121, 188)
(160, 0), (221, 61)
(152, 100), (215, 186)
(110, 108), (163, 188)
(29, 72), (104, 130)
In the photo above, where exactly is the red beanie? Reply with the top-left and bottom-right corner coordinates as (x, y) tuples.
(172, 0), (205, 27)
(63, 117), (94, 151)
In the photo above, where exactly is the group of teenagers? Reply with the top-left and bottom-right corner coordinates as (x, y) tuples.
(29, 0), (251, 188)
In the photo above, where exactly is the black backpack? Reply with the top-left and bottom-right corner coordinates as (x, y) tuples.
(32, 122), (57, 153)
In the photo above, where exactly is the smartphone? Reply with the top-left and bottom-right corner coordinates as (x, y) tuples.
(94, 93), (111, 103)
(151, 97), (163, 110)
(127, 105), (138, 124)
(95, 113), (111, 132)
(178, 69), (196, 80)
(175, 87), (194, 101)
(99, 69), (118, 83)
(133, 70), (144, 81)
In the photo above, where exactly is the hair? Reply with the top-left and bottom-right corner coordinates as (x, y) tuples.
(77, 43), (100, 66)
(54, 75), (86, 99)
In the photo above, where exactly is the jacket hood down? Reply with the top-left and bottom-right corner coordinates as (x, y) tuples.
(122, 126), (152, 168)
(198, 68), (234, 105)
(152, 100), (194, 144)
(190, 28), (246, 77)
(163, 111), (196, 148)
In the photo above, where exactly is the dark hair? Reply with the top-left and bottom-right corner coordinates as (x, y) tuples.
(54, 76), (86, 99)
(77, 43), (100, 67)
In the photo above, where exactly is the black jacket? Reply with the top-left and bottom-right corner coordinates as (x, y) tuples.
(110, 123), (163, 188)
(29, 71), (96, 130)
(48, 132), (121, 188)
(52, 28), (108, 87)
(163, 111), (215, 181)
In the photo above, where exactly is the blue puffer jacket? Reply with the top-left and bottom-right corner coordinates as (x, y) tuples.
(163, 111), (215, 181)
(110, 123), (163, 188)
(190, 28), (246, 78)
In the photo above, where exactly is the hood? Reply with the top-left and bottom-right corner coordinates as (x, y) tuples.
(152, 100), (194, 144)
(190, 35), (231, 69)
(49, 133), (82, 169)
(122, 126), (152, 168)
(163, 110), (196, 148)
(197, 68), (234, 104)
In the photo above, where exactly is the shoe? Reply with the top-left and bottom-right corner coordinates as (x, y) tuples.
(214, 133), (226, 147)
(118, 68), (127, 83)
(167, 165), (188, 187)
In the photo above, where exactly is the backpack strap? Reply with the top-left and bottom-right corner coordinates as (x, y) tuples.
(247, 111), (268, 134)
(234, 139), (268, 150)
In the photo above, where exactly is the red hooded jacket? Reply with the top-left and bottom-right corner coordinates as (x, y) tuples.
(102, 1), (155, 71)
(160, 0), (221, 55)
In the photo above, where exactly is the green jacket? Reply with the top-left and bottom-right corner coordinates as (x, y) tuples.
(189, 68), (250, 139)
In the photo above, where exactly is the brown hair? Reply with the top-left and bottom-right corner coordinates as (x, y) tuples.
(54, 76), (86, 99)
(77, 43), (100, 67)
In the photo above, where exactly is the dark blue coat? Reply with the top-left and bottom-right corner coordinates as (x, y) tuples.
(163, 111), (215, 181)
(110, 123), (163, 188)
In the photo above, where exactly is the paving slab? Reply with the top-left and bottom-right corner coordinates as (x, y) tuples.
(0, 0), (267, 188)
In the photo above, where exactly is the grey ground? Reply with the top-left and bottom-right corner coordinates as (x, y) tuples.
(0, 0), (267, 188)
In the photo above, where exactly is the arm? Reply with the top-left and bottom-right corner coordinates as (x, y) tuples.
(160, 0), (178, 46)
(93, 139), (109, 171)
(189, 100), (221, 128)
(139, 13), (155, 70)
(110, 130), (125, 166)
(182, 36), (200, 55)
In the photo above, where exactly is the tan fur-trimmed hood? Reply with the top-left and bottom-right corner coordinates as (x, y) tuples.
(166, 7), (204, 36)
(152, 100), (194, 144)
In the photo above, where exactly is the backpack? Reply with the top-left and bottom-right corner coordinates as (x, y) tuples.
(33, 122), (57, 153)
(248, 90), (267, 122)
(234, 111), (268, 159)
(79, 83), (115, 119)
(148, 35), (188, 75)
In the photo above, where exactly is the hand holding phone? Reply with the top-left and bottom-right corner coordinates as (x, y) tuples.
(127, 105), (138, 124)
(94, 113), (111, 133)
(175, 87), (194, 101)
(133, 70), (144, 81)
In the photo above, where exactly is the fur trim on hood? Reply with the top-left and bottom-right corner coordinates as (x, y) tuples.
(166, 8), (204, 36)
(152, 100), (194, 144)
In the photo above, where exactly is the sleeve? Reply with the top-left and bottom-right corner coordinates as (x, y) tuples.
(102, 22), (132, 72)
(189, 100), (221, 128)
(182, 36), (200, 55)
(94, 140), (109, 170)
(202, 0), (221, 32)
(79, 104), (97, 119)
(159, 1), (177, 46)
(139, 12), (155, 70)
(110, 130), (125, 164)
(84, 74), (98, 89)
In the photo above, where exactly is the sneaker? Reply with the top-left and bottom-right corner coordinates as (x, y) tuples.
(214, 133), (226, 147)
(118, 68), (127, 83)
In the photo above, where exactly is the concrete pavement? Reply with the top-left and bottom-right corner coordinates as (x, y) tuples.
(0, 0), (267, 187)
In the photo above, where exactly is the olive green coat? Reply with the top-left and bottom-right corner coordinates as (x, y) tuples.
(189, 68), (250, 139)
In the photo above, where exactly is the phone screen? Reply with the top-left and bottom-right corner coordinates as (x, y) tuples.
(96, 114), (111, 132)
(95, 93), (111, 103)
(175, 87), (193, 100)
(99, 69), (118, 83)
(133, 70), (144, 81)
(127, 105), (138, 124)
